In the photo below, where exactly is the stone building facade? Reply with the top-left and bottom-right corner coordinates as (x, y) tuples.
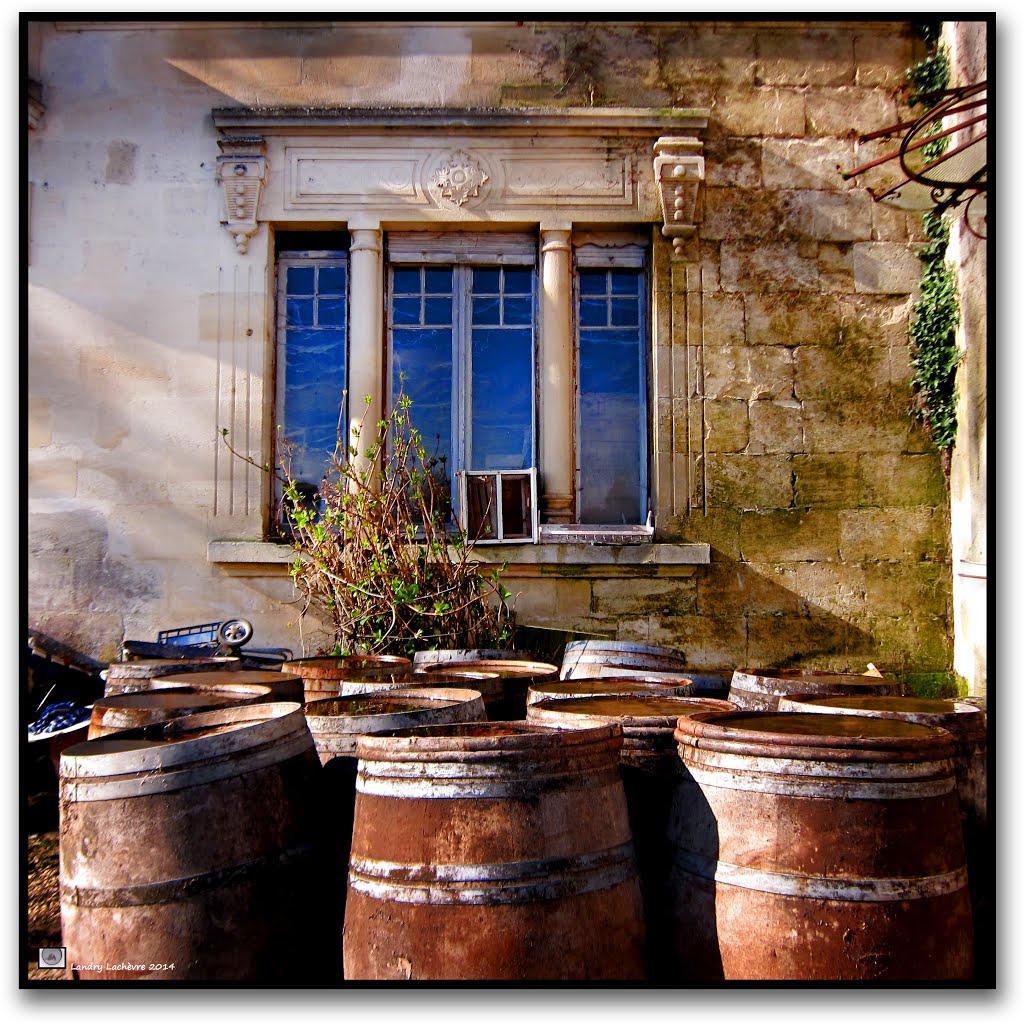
(26, 19), (977, 693)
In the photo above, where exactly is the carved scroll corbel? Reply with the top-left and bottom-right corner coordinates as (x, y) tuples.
(216, 136), (267, 255)
(654, 136), (704, 257)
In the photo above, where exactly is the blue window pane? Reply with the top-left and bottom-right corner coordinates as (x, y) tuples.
(578, 260), (645, 523)
(471, 327), (532, 470)
(392, 294), (421, 326)
(318, 266), (346, 295)
(503, 295), (532, 326)
(580, 333), (640, 395)
(611, 271), (640, 295)
(392, 268), (421, 295)
(286, 266), (315, 295)
(611, 297), (639, 327)
(286, 297), (316, 327)
(392, 326), (454, 481)
(472, 295), (501, 326)
(578, 296), (608, 328)
(423, 295), (453, 326)
(472, 267), (500, 293)
(424, 267), (453, 293)
(578, 269), (607, 295)
(283, 321), (346, 487)
(318, 297), (347, 327)
(503, 267), (533, 294)
(284, 327), (321, 353)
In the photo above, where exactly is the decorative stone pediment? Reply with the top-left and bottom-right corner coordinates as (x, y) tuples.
(211, 107), (708, 240)
(216, 135), (267, 254)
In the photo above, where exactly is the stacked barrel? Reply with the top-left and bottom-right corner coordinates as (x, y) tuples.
(56, 643), (983, 982)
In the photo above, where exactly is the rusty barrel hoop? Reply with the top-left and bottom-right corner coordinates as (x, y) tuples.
(102, 657), (241, 695)
(728, 667), (903, 711)
(59, 702), (329, 982)
(669, 711), (973, 981)
(560, 640), (687, 681)
(527, 675), (696, 707)
(775, 695), (986, 823)
(343, 721), (646, 981)
(159, 668), (304, 704)
(87, 682), (273, 739)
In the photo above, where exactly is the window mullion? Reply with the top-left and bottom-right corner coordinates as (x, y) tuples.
(454, 264), (471, 477)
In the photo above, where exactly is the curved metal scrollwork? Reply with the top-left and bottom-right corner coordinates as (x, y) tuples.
(843, 81), (987, 239)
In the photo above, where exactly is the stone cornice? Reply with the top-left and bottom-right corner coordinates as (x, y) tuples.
(212, 106), (710, 137)
(210, 106), (708, 254)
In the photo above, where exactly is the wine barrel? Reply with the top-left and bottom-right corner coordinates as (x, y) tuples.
(728, 668), (902, 711)
(303, 688), (487, 763)
(775, 693), (989, 959)
(526, 675), (695, 707)
(159, 669), (304, 704)
(412, 648), (536, 669)
(560, 640), (686, 681)
(87, 682), (273, 739)
(59, 702), (335, 982)
(670, 711), (973, 981)
(417, 660), (559, 720)
(343, 721), (646, 981)
(775, 695), (986, 829)
(284, 655), (412, 703)
(102, 657), (241, 696)
(338, 669), (498, 699)
(525, 694), (734, 981)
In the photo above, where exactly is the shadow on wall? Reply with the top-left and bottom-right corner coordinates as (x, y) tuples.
(524, 547), (954, 693)
(691, 551), (953, 694)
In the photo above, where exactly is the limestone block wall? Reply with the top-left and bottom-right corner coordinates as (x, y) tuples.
(26, 19), (959, 687)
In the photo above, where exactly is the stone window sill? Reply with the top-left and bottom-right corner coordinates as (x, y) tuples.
(207, 540), (710, 579)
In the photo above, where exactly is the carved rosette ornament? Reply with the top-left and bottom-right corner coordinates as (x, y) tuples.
(216, 135), (267, 254)
(431, 150), (489, 208)
(654, 136), (705, 257)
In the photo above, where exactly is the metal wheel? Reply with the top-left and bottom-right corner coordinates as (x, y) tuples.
(217, 619), (253, 647)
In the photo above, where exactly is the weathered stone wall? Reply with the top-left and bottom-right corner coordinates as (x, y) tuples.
(27, 19), (959, 686)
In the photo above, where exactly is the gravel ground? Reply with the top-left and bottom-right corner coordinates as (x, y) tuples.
(26, 830), (67, 982)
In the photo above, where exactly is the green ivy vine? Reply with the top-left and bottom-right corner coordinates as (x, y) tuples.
(909, 211), (960, 457)
(905, 47), (951, 161)
(903, 27), (961, 461)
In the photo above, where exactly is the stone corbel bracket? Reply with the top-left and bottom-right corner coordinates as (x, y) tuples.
(216, 135), (267, 255)
(654, 136), (705, 257)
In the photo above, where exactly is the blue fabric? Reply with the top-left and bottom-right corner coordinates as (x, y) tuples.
(30, 702), (90, 735)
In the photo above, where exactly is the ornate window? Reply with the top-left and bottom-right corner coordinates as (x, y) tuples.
(210, 107), (709, 550)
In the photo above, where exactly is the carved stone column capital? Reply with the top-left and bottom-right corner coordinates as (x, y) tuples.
(654, 136), (705, 258)
(216, 135), (267, 255)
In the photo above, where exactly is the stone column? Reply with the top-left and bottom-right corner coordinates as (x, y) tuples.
(539, 228), (574, 523)
(347, 226), (384, 482)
